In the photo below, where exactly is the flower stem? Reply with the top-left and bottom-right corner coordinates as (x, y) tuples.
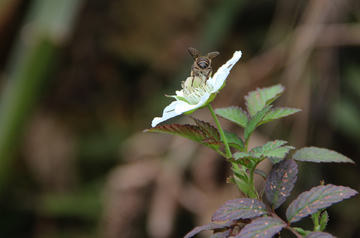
(207, 104), (232, 158)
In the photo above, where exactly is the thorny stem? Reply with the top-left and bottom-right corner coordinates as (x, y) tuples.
(207, 104), (232, 158)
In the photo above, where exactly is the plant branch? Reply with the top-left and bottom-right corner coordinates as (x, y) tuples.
(267, 206), (303, 238)
(207, 103), (232, 158)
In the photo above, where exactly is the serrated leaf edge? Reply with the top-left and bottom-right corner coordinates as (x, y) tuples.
(215, 106), (249, 128)
(286, 184), (358, 223)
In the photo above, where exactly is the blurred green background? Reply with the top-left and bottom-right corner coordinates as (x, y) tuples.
(0, 0), (359, 237)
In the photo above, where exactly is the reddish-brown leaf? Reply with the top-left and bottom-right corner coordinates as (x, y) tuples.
(212, 199), (268, 222)
(286, 184), (358, 223)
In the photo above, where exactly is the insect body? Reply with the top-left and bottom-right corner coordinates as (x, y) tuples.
(188, 47), (219, 86)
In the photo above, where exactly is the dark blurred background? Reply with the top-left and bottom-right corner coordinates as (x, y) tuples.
(0, 0), (359, 237)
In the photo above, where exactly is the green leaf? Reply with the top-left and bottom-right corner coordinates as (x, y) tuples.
(233, 169), (252, 184)
(293, 147), (355, 164)
(233, 141), (294, 165)
(232, 169), (254, 196)
(245, 84), (285, 117)
(249, 140), (295, 163)
(250, 140), (287, 155)
(184, 222), (231, 238)
(244, 106), (271, 141)
(253, 169), (267, 179)
(237, 217), (286, 238)
(233, 159), (257, 169)
(211, 198), (268, 222)
(293, 227), (309, 237)
(319, 211), (329, 231)
(266, 146), (295, 164)
(232, 153), (257, 168)
(306, 231), (335, 238)
(265, 159), (298, 209)
(286, 184), (358, 223)
(233, 152), (252, 160)
(215, 106), (249, 128)
(223, 130), (244, 151)
(259, 107), (301, 125)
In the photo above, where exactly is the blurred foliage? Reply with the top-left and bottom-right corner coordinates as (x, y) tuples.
(0, 0), (359, 237)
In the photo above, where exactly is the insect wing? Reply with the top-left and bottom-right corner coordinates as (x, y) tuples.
(207, 51), (220, 60)
(188, 47), (200, 59)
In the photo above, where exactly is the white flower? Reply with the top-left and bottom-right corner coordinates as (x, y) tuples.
(152, 50), (242, 127)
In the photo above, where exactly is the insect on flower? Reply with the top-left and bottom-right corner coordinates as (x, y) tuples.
(188, 47), (220, 86)
(150, 50), (242, 127)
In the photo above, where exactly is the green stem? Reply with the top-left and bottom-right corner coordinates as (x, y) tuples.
(244, 132), (252, 153)
(207, 103), (232, 158)
(249, 168), (255, 191)
(249, 160), (262, 199)
(244, 139), (249, 153)
(312, 211), (320, 231)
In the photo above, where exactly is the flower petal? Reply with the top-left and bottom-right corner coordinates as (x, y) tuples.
(208, 51), (242, 92)
(151, 101), (182, 127)
(175, 92), (211, 113)
(175, 90), (184, 96)
(151, 50), (242, 127)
